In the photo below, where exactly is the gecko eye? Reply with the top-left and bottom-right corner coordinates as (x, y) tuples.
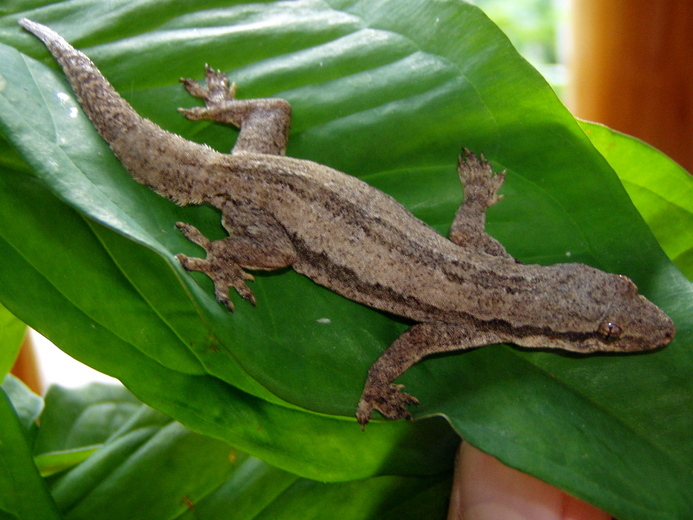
(597, 321), (623, 340)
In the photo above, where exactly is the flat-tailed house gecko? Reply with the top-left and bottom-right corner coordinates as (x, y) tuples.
(19, 19), (675, 426)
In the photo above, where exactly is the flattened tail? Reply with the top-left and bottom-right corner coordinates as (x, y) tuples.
(18, 18), (142, 142)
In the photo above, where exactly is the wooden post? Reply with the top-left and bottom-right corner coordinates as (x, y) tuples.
(568, 1), (693, 173)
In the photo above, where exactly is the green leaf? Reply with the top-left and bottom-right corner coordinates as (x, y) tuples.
(35, 446), (102, 478)
(0, 304), (26, 377)
(1, 0), (460, 483)
(0, 170), (457, 480)
(193, 472), (452, 520)
(35, 382), (450, 520)
(33, 383), (144, 453)
(0, 384), (61, 520)
(34, 383), (236, 519)
(580, 120), (693, 279)
(1, 374), (42, 433)
(0, 1), (691, 519)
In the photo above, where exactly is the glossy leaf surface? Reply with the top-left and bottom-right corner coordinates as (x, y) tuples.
(0, 1), (691, 519)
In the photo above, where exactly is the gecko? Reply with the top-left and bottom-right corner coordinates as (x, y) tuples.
(19, 19), (675, 426)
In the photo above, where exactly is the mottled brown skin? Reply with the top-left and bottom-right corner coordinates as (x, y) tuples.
(20, 19), (675, 426)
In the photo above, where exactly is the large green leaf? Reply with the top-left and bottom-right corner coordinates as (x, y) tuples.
(580, 120), (693, 280)
(0, 378), (61, 520)
(0, 1), (691, 519)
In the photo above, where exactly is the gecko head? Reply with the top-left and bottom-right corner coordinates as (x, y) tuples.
(551, 267), (675, 354)
(584, 293), (675, 354)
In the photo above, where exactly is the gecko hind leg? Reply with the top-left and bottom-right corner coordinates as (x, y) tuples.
(179, 65), (291, 156)
(449, 149), (512, 258)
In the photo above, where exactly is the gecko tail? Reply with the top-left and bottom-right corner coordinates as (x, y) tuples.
(19, 19), (71, 54)
(19, 19), (218, 206)
(19, 18), (143, 143)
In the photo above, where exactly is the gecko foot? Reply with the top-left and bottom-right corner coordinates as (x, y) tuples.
(179, 65), (241, 122)
(458, 148), (506, 209)
(175, 222), (256, 312)
(181, 65), (236, 106)
(356, 383), (420, 428)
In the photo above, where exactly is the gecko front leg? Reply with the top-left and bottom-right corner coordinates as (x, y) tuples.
(177, 200), (297, 311)
(356, 319), (508, 427)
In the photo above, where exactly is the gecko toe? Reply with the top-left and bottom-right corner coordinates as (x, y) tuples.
(178, 106), (209, 121)
(179, 77), (208, 99)
(232, 279), (256, 306)
(215, 289), (236, 313)
(175, 253), (208, 272)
